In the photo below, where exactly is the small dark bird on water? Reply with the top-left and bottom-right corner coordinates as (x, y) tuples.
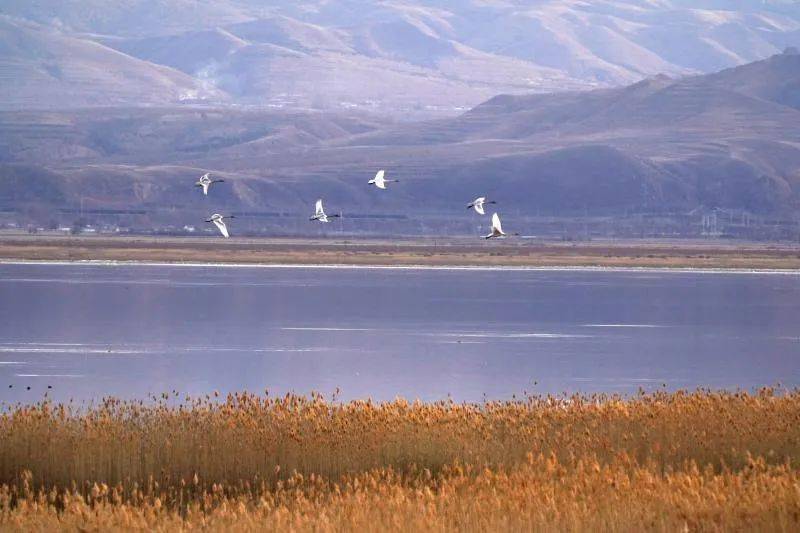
(26, 386), (30, 390)
(47, 385), (52, 389)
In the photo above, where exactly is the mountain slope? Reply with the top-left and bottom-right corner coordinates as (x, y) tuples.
(2, 1), (799, 115)
(1, 53), (799, 234)
(0, 16), (224, 109)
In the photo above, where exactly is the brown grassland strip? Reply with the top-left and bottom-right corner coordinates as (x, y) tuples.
(1, 389), (799, 530)
(1, 235), (800, 269)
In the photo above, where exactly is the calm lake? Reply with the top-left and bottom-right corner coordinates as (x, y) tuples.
(0, 262), (798, 403)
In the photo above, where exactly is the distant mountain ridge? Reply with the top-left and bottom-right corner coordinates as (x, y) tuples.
(1, 1), (799, 115)
(1, 51), (799, 237)
(0, 16), (225, 109)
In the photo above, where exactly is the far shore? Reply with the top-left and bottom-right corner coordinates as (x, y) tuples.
(1, 233), (799, 270)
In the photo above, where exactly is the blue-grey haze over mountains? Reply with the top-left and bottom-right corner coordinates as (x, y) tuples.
(0, 1), (799, 236)
(2, 0), (800, 112)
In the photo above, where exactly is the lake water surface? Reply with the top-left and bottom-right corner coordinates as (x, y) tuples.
(1, 262), (798, 403)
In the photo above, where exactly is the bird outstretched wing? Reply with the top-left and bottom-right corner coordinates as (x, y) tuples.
(491, 213), (504, 235)
(213, 218), (229, 238)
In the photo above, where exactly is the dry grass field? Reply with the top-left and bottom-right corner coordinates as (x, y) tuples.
(1, 389), (799, 530)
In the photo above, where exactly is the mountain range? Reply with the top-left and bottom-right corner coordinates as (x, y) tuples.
(1, 1), (799, 237)
(1, 1), (799, 115)
(1, 49), (799, 236)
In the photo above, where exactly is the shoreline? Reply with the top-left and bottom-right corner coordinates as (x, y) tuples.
(2, 258), (800, 275)
(1, 234), (799, 271)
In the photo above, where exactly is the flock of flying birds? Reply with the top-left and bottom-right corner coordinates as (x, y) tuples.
(8, 170), (507, 394)
(7, 172), (507, 394)
(196, 170), (511, 239)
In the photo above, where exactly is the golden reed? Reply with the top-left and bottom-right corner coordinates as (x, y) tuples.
(1, 388), (799, 531)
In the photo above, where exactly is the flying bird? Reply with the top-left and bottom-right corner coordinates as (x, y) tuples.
(195, 172), (224, 195)
(205, 213), (235, 238)
(368, 170), (398, 190)
(484, 212), (507, 239)
(467, 197), (496, 215)
(310, 199), (340, 223)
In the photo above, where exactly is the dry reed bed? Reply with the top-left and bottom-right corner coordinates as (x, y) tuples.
(1, 389), (799, 531)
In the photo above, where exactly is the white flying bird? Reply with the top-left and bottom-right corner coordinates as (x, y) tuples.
(309, 199), (340, 223)
(195, 172), (224, 195)
(368, 170), (399, 190)
(205, 213), (235, 238)
(484, 212), (506, 239)
(467, 196), (496, 215)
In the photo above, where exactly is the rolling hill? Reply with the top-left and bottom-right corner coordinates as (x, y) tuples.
(1, 51), (799, 237)
(0, 16), (224, 109)
(1, 1), (799, 115)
